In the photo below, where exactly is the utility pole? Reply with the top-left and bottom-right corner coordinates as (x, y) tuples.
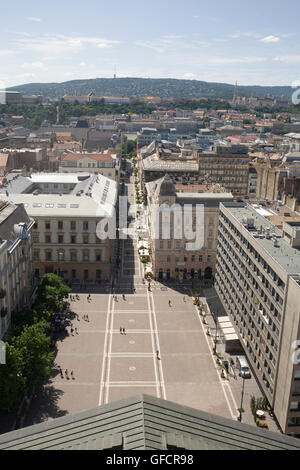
(238, 377), (246, 422)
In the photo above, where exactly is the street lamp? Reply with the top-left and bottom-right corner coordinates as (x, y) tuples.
(238, 376), (246, 422)
(58, 252), (63, 278)
(212, 310), (219, 355)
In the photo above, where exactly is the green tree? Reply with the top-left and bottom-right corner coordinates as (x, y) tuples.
(11, 324), (53, 389)
(0, 343), (27, 411)
(35, 273), (71, 315)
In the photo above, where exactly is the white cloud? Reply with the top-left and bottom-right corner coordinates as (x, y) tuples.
(228, 32), (261, 40)
(260, 35), (280, 43)
(0, 50), (14, 56)
(135, 40), (165, 54)
(274, 55), (300, 63)
(26, 17), (42, 22)
(14, 35), (120, 57)
(205, 56), (267, 65)
(183, 73), (197, 79)
(21, 61), (48, 71)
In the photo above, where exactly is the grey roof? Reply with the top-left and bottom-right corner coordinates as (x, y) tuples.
(0, 201), (33, 249)
(0, 175), (34, 195)
(222, 203), (300, 276)
(155, 174), (176, 197)
(0, 394), (299, 450)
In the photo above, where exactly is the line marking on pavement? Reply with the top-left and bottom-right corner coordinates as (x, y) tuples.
(192, 298), (239, 421)
(105, 294), (115, 405)
(147, 287), (161, 399)
(53, 382), (100, 386)
(108, 381), (158, 385)
(109, 353), (154, 357)
(98, 290), (112, 406)
(150, 290), (167, 400)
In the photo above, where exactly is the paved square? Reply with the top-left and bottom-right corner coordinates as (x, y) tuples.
(23, 170), (257, 430)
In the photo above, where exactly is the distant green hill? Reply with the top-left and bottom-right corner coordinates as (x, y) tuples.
(7, 77), (293, 101)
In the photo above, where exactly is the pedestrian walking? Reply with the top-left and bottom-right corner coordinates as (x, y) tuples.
(75, 327), (78, 335)
(123, 328), (126, 335)
(123, 294), (126, 300)
(169, 300), (172, 307)
(71, 327), (74, 336)
(183, 297), (186, 303)
(86, 314), (89, 322)
(65, 369), (69, 379)
(156, 350), (160, 360)
(59, 367), (63, 378)
(120, 327), (123, 334)
(71, 370), (74, 380)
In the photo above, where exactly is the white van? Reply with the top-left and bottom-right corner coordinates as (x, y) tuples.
(237, 357), (251, 379)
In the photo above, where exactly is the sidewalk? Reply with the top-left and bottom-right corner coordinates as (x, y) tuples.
(198, 296), (281, 433)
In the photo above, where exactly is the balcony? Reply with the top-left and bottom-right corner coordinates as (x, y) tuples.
(0, 288), (6, 299)
(0, 307), (8, 318)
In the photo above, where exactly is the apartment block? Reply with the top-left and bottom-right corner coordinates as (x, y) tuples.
(146, 175), (233, 281)
(1, 173), (117, 286)
(215, 202), (300, 436)
(59, 152), (118, 180)
(0, 201), (35, 339)
(198, 144), (249, 198)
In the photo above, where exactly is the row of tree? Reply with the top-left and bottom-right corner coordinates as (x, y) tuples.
(122, 136), (137, 159)
(0, 274), (71, 412)
(1, 99), (300, 131)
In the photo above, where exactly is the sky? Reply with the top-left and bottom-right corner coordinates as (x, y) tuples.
(1, 0), (300, 88)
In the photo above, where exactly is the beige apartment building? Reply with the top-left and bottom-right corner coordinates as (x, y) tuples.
(1, 173), (118, 286)
(146, 175), (233, 281)
(215, 202), (300, 436)
(59, 152), (119, 181)
(139, 142), (249, 199)
(0, 201), (35, 339)
(198, 144), (249, 198)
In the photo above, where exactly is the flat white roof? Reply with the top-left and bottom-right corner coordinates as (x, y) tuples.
(1, 174), (117, 218)
(29, 173), (90, 184)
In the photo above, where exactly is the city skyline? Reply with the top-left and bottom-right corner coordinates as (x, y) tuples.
(1, 0), (300, 88)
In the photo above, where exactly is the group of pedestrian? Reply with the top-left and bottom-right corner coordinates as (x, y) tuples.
(70, 326), (78, 336)
(59, 367), (75, 380)
(70, 294), (80, 301)
(120, 327), (126, 335)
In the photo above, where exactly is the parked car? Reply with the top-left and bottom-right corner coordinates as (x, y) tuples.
(237, 356), (251, 379)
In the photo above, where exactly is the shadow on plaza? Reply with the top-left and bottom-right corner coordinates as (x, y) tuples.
(23, 382), (68, 429)
(113, 236), (137, 295)
(154, 279), (214, 297)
